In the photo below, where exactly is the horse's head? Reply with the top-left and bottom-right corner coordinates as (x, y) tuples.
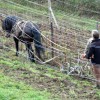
(0, 15), (10, 37)
(1, 16), (19, 38)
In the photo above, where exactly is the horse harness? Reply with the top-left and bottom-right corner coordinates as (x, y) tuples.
(11, 20), (33, 42)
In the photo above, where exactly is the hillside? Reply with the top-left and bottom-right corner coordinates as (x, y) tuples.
(0, 35), (100, 99)
(10, 0), (100, 19)
(0, 0), (100, 100)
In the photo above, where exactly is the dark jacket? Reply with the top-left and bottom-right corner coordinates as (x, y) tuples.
(86, 39), (100, 64)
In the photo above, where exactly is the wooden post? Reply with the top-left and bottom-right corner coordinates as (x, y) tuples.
(50, 21), (54, 57)
(48, 0), (54, 57)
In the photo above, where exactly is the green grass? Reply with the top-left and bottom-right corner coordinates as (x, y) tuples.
(0, 0), (48, 24)
(55, 10), (97, 30)
(0, 0), (47, 14)
(0, 43), (100, 99)
(0, 0), (98, 31)
(0, 74), (51, 100)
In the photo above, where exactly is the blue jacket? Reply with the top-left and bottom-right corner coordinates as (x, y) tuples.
(86, 39), (100, 64)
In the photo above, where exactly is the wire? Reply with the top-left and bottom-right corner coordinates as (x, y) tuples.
(0, 16), (68, 57)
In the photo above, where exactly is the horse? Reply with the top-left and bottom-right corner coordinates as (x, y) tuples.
(1, 15), (44, 62)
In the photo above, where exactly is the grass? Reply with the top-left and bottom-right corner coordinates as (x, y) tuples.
(0, 0), (98, 31)
(0, 73), (51, 100)
(0, 47), (100, 99)
(55, 10), (97, 30)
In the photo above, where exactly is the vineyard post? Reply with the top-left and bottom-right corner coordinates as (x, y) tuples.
(48, 0), (54, 57)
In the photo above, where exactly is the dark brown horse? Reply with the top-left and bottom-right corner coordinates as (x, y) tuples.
(1, 15), (44, 62)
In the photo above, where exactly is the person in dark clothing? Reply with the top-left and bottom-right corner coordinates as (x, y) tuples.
(85, 30), (100, 89)
(82, 30), (98, 58)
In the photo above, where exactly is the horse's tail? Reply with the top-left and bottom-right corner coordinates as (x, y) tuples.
(32, 28), (44, 59)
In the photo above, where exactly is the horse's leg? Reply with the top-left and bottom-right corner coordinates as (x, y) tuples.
(35, 46), (45, 61)
(25, 43), (35, 62)
(35, 47), (41, 59)
(13, 37), (19, 56)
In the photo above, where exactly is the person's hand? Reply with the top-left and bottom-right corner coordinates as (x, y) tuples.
(90, 55), (94, 58)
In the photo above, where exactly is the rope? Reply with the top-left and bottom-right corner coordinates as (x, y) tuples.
(0, 14), (68, 55)
(12, 20), (67, 54)
(11, 18), (71, 53)
(0, 14), (86, 61)
(0, 13), (88, 57)
(1, 34), (60, 64)
(10, 26), (68, 64)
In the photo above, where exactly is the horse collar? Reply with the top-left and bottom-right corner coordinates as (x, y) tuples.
(11, 20), (27, 37)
